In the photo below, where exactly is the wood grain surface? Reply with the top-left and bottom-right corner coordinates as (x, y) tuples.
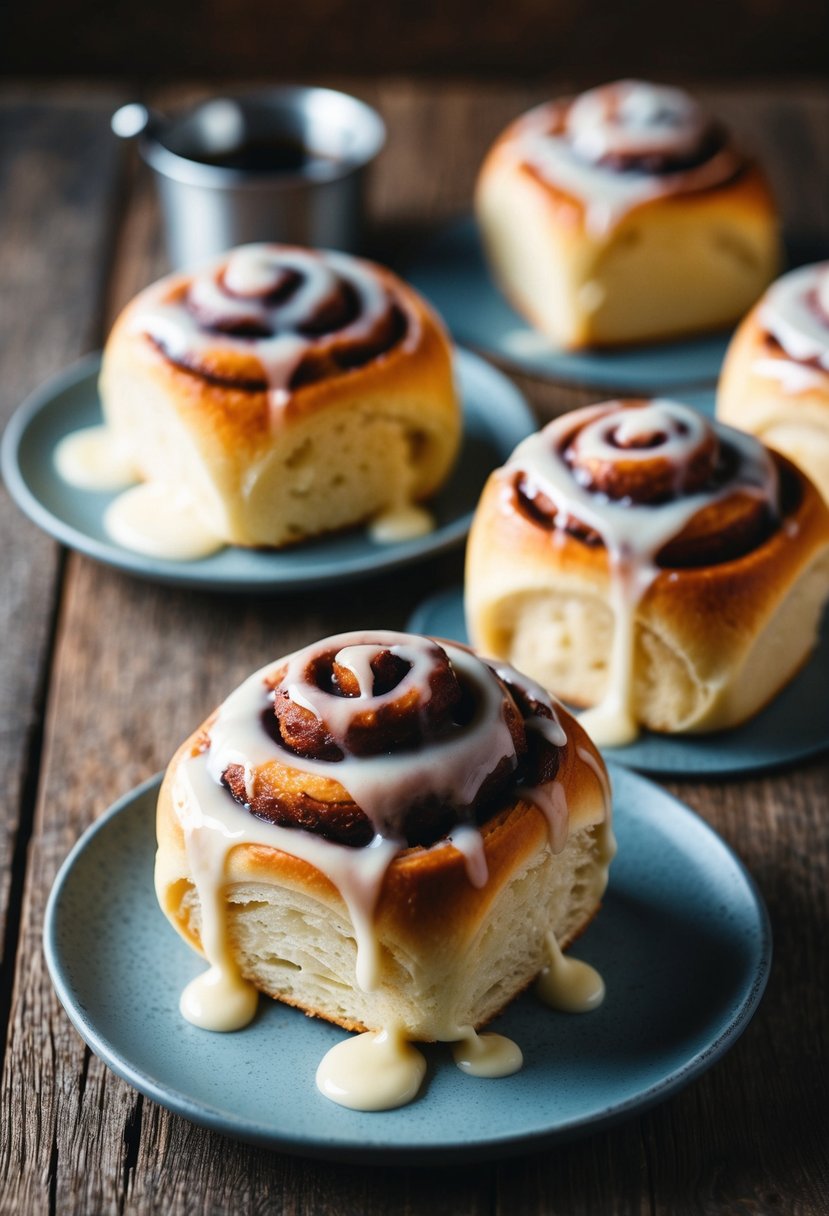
(0, 79), (828, 1215)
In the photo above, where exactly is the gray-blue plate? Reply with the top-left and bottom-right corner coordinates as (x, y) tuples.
(407, 217), (731, 391)
(408, 586), (829, 778)
(44, 770), (771, 1163)
(1, 349), (535, 592)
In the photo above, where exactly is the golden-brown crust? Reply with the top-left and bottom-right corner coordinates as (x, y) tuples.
(471, 451), (828, 626)
(103, 260), (453, 449)
(478, 100), (777, 243)
(466, 438), (829, 731)
(718, 299), (829, 504)
(155, 701), (608, 967)
(474, 96), (780, 350)
(99, 249), (461, 550)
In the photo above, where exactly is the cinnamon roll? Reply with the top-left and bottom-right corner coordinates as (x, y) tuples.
(155, 632), (613, 1072)
(475, 81), (780, 349)
(466, 400), (829, 746)
(94, 245), (460, 555)
(718, 262), (829, 505)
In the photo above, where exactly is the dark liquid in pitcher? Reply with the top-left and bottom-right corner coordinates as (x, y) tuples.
(187, 136), (329, 174)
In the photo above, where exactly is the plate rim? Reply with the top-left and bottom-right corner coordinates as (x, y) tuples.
(407, 583), (829, 780)
(405, 216), (732, 393)
(1, 349), (536, 593)
(43, 767), (772, 1164)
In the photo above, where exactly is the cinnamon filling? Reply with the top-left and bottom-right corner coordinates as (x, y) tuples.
(138, 245), (411, 397)
(217, 637), (565, 848)
(594, 125), (727, 176)
(514, 402), (782, 568)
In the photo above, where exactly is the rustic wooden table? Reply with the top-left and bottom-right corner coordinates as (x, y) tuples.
(1, 79), (828, 1215)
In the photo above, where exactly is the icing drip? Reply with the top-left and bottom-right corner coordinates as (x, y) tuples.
(506, 400), (780, 746)
(130, 244), (417, 424)
(757, 262), (829, 391)
(369, 504), (435, 544)
(451, 1027), (523, 1077)
(537, 932), (606, 1013)
(53, 425), (139, 492)
(445, 824), (490, 888)
(511, 81), (742, 236)
(316, 1024), (427, 1111)
(271, 635), (519, 841)
(103, 483), (225, 560)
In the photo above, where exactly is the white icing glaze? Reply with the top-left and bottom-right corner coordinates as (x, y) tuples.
(131, 244), (419, 426)
(510, 82), (742, 237)
(174, 751), (400, 995)
(445, 824), (489, 888)
(180, 965), (258, 1032)
(483, 657), (570, 850)
(567, 81), (707, 162)
(506, 400), (779, 746)
(451, 1027), (523, 1077)
(369, 504), (435, 544)
(522, 779), (570, 856)
(103, 483), (225, 560)
(54, 425), (139, 491)
(536, 931), (605, 1013)
(315, 1025), (427, 1110)
(752, 358), (829, 395)
(756, 262), (829, 391)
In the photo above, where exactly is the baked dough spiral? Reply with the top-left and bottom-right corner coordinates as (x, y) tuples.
(134, 245), (410, 402)
(475, 81), (780, 348)
(718, 262), (829, 505)
(214, 632), (566, 849)
(155, 631), (613, 1041)
(523, 80), (741, 222)
(466, 400), (829, 744)
(99, 244), (460, 550)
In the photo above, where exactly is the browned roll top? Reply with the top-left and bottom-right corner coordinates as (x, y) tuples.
(219, 634), (566, 849)
(514, 400), (782, 569)
(522, 81), (737, 180)
(139, 245), (410, 393)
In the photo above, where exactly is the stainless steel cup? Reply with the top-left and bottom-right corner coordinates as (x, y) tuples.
(112, 88), (386, 269)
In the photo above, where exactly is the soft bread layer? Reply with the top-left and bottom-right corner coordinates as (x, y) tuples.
(718, 302), (829, 506)
(164, 817), (604, 1040)
(475, 149), (779, 349)
(100, 274), (460, 548)
(466, 467), (829, 733)
(155, 705), (611, 1039)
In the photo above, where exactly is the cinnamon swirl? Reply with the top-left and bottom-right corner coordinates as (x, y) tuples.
(93, 245), (460, 555)
(718, 262), (829, 506)
(475, 81), (780, 349)
(466, 399), (829, 745)
(155, 631), (613, 1096)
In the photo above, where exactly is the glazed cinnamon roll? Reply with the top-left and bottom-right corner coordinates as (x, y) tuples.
(466, 400), (829, 745)
(475, 81), (780, 349)
(718, 262), (829, 505)
(97, 245), (460, 554)
(155, 632), (612, 1048)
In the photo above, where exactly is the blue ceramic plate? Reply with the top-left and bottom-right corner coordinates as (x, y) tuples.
(0, 350), (535, 592)
(406, 217), (732, 391)
(408, 586), (829, 778)
(44, 771), (770, 1163)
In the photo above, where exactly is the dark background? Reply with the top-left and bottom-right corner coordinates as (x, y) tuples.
(2, 0), (827, 80)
